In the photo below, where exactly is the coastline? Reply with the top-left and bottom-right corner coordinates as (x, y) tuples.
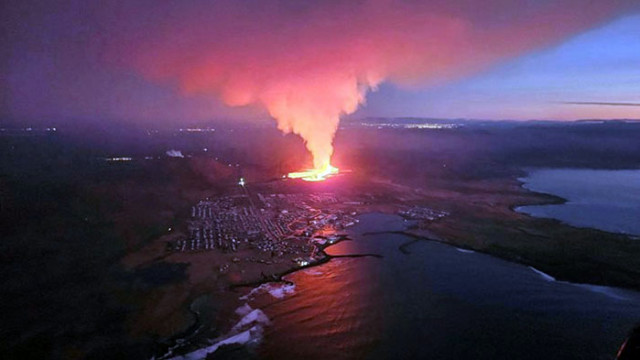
(142, 171), (640, 359)
(514, 169), (640, 238)
(390, 170), (640, 290)
(366, 226), (640, 292)
(168, 209), (640, 359)
(158, 232), (384, 359)
(227, 234), (382, 290)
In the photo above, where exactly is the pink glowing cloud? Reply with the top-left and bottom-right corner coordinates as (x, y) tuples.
(108, 0), (635, 168)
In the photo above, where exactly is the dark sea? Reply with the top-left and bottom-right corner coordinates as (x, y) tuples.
(244, 213), (640, 360)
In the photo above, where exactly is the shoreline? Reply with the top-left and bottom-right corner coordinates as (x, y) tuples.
(373, 224), (640, 292)
(406, 170), (640, 291)
(152, 170), (640, 359)
(364, 227), (637, 290)
(228, 234), (383, 290)
(159, 232), (384, 359)
(513, 169), (640, 238)
(161, 205), (640, 359)
(363, 218), (640, 299)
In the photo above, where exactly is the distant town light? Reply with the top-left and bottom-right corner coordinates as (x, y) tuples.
(105, 157), (133, 162)
(297, 260), (309, 267)
(238, 177), (245, 186)
(360, 122), (460, 130)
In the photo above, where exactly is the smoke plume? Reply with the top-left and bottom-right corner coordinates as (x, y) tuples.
(112, 0), (634, 169)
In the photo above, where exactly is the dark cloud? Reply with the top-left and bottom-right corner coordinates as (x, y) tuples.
(560, 101), (640, 107)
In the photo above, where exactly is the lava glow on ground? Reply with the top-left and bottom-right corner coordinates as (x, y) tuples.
(288, 164), (339, 182)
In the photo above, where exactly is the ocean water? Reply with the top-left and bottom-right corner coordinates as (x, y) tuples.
(231, 213), (640, 360)
(516, 169), (640, 236)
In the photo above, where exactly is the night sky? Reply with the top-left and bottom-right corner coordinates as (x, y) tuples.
(2, 0), (639, 125)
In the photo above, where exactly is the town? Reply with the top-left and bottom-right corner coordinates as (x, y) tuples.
(170, 191), (358, 257)
(398, 206), (449, 221)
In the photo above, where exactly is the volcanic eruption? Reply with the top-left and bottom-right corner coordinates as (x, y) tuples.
(112, 0), (634, 180)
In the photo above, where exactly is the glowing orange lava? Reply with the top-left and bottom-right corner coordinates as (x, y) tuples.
(288, 164), (339, 182)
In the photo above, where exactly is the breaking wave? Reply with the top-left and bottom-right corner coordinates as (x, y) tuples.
(173, 281), (299, 359)
(168, 304), (270, 360)
(239, 282), (296, 301)
(572, 284), (629, 301)
(303, 268), (324, 276)
(528, 266), (629, 300)
(529, 266), (556, 281)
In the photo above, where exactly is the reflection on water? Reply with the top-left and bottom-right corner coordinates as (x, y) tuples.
(517, 169), (640, 236)
(248, 213), (640, 360)
(254, 238), (384, 360)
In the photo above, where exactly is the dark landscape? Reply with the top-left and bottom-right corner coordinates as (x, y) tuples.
(3, 1), (640, 359)
(1, 120), (639, 358)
